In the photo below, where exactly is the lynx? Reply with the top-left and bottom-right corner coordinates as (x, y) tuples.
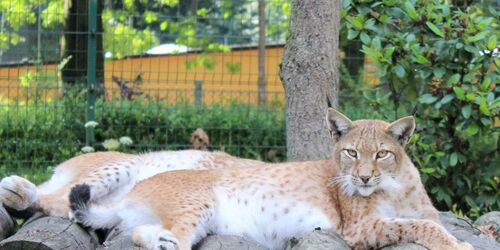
(0, 150), (261, 219)
(70, 109), (472, 250)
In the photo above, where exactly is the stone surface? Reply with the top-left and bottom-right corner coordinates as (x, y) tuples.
(196, 235), (265, 250)
(380, 243), (427, 250)
(440, 211), (500, 250)
(99, 235), (143, 250)
(0, 214), (98, 250)
(474, 211), (500, 243)
(0, 206), (15, 241)
(3, 211), (500, 249)
(285, 229), (350, 250)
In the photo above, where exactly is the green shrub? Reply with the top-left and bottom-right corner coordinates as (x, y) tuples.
(343, 0), (499, 217)
(0, 95), (286, 183)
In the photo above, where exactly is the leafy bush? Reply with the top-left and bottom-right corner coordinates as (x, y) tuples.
(0, 94), (286, 183)
(343, 0), (499, 217)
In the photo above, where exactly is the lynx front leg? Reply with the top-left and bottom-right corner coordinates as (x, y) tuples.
(133, 224), (180, 250)
(345, 218), (472, 250)
(132, 211), (210, 250)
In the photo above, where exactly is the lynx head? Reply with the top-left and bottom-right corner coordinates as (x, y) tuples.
(326, 108), (415, 197)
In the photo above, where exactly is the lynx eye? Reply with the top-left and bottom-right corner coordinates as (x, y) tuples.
(376, 150), (389, 159)
(346, 149), (358, 158)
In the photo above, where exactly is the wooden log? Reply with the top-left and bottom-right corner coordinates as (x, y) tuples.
(0, 206), (16, 240)
(0, 213), (98, 250)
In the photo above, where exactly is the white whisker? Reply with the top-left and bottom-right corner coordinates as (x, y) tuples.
(329, 175), (355, 196)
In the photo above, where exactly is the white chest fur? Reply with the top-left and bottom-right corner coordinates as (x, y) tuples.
(209, 185), (333, 250)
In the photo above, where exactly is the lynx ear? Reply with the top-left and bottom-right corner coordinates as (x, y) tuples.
(326, 108), (354, 142)
(386, 116), (415, 146)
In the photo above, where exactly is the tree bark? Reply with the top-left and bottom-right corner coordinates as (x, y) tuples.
(280, 0), (341, 161)
(61, 0), (104, 92)
(257, 0), (266, 106)
(0, 214), (98, 250)
(0, 206), (15, 241)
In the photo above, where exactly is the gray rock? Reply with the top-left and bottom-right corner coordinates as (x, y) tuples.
(380, 243), (426, 250)
(99, 235), (143, 250)
(0, 214), (98, 250)
(0, 206), (15, 240)
(195, 235), (265, 250)
(475, 211), (500, 229)
(474, 211), (500, 243)
(440, 211), (500, 250)
(285, 229), (350, 250)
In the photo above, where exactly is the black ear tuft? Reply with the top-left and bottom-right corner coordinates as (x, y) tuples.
(325, 108), (354, 142)
(69, 184), (91, 212)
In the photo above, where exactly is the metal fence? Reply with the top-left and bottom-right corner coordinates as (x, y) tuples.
(0, 0), (369, 180)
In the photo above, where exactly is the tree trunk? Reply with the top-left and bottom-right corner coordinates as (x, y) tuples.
(280, 0), (341, 161)
(257, 0), (266, 106)
(61, 0), (104, 92)
(0, 214), (98, 250)
(0, 206), (15, 241)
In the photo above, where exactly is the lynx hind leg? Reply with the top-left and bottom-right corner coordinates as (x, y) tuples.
(0, 176), (37, 211)
(68, 184), (121, 229)
(70, 162), (136, 206)
(133, 225), (180, 250)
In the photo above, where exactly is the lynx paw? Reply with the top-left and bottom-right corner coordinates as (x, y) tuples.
(133, 225), (180, 250)
(0, 175), (37, 210)
(457, 241), (473, 250)
(153, 230), (179, 250)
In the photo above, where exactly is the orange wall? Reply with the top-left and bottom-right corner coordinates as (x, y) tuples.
(105, 47), (285, 105)
(0, 47), (285, 105)
(0, 46), (379, 105)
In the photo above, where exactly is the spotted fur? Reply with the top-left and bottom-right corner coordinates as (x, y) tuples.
(0, 150), (261, 218)
(70, 109), (472, 250)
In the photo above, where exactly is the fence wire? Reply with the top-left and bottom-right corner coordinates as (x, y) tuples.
(0, 0), (369, 181)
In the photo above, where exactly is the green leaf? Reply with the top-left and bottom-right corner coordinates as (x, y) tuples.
(479, 97), (491, 115)
(440, 94), (454, 104)
(446, 74), (460, 86)
(467, 31), (490, 43)
(372, 37), (381, 50)
(347, 29), (360, 40)
(461, 104), (471, 118)
(433, 68), (445, 78)
(465, 124), (479, 136)
(449, 152), (458, 166)
(394, 64), (405, 78)
(351, 16), (364, 30)
(453, 87), (465, 100)
(384, 48), (396, 62)
(360, 32), (371, 44)
(481, 77), (492, 91)
(487, 35), (497, 50)
(426, 21), (444, 37)
(419, 94), (438, 104)
(160, 21), (168, 31)
(465, 196), (478, 208)
(404, 2), (419, 20)
(466, 93), (476, 101)
(421, 168), (436, 174)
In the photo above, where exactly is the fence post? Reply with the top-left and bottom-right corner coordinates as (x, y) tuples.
(195, 80), (203, 107)
(86, 0), (97, 146)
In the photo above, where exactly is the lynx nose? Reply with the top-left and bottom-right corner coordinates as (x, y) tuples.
(359, 176), (371, 184)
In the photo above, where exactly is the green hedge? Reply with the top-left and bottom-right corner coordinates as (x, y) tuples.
(0, 96), (287, 183)
(343, 0), (499, 217)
